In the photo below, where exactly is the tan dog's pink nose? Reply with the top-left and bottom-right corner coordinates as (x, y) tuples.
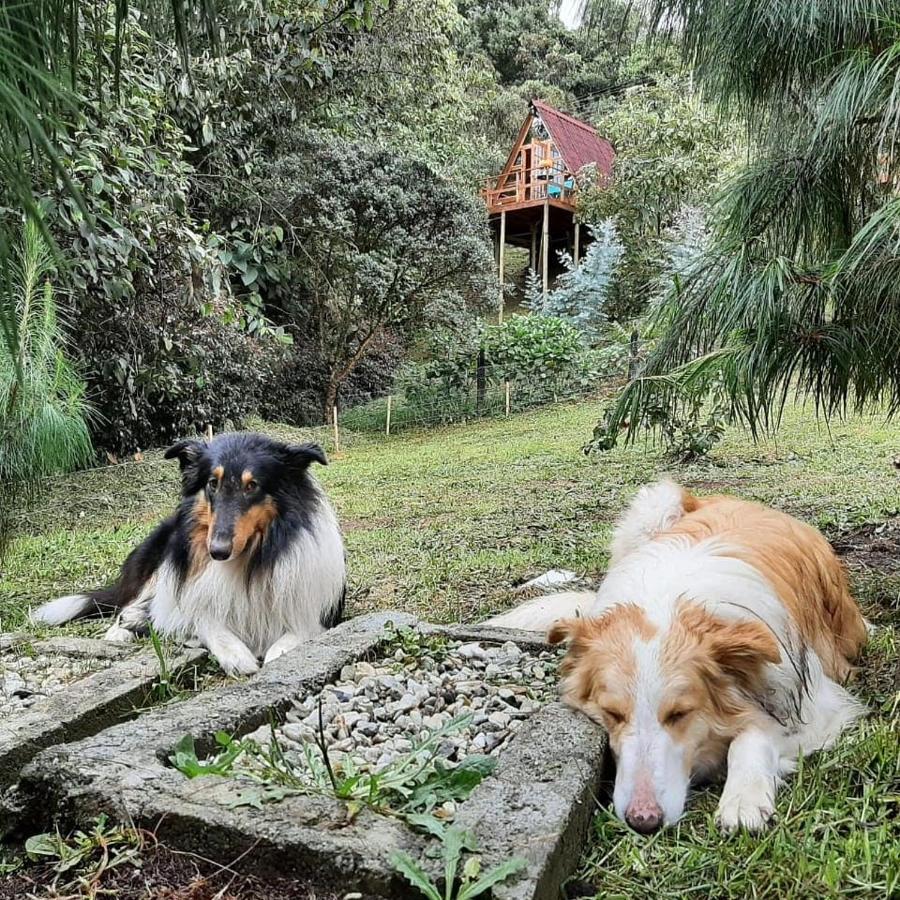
(625, 800), (664, 834)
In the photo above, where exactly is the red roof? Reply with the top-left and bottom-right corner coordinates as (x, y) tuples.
(531, 100), (614, 179)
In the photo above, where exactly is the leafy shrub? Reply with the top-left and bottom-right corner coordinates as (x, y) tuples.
(645, 390), (728, 461)
(365, 315), (629, 431)
(83, 283), (284, 453)
(482, 315), (585, 383)
(526, 221), (623, 341)
(0, 221), (92, 548)
(591, 368), (729, 462)
(258, 129), (494, 418)
(41, 36), (283, 453)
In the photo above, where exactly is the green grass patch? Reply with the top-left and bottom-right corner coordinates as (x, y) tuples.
(3, 401), (897, 631)
(1, 399), (898, 896)
(578, 718), (899, 899)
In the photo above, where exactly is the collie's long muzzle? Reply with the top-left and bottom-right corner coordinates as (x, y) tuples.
(208, 504), (239, 560)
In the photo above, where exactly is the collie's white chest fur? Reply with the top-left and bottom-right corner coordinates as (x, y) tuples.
(131, 498), (345, 660)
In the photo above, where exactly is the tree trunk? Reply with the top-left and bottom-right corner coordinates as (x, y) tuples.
(322, 329), (382, 422)
(323, 377), (340, 424)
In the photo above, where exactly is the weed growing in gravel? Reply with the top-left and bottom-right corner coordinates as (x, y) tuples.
(132, 628), (223, 711)
(383, 622), (452, 666)
(0, 853), (21, 876)
(148, 623), (175, 703)
(171, 711), (495, 835)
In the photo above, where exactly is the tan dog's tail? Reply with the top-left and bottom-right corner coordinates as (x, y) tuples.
(610, 479), (697, 564)
(483, 591), (596, 632)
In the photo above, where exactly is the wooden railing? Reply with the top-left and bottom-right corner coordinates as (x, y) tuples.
(482, 165), (576, 210)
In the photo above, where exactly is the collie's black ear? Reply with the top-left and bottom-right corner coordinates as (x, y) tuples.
(164, 439), (206, 472)
(280, 442), (328, 469)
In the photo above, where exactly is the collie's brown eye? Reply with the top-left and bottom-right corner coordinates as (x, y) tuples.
(602, 708), (626, 726)
(244, 479), (258, 493)
(664, 709), (692, 726)
(207, 477), (219, 491)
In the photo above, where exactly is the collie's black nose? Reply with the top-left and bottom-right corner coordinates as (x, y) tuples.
(209, 539), (233, 561)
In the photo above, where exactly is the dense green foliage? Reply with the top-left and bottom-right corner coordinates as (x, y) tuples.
(258, 130), (495, 418)
(1, 0), (728, 471)
(598, 0), (900, 448)
(578, 68), (733, 315)
(389, 315), (624, 428)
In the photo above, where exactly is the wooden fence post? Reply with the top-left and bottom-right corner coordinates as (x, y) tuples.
(476, 348), (486, 412)
(205, 424), (213, 441)
(332, 405), (340, 454)
(628, 329), (640, 380)
(385, 395), (392, 436)
(505, 381), (511, 416)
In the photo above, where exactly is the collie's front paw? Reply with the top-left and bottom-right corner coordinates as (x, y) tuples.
(212, 644), (260, 676)
(103, 619), (136, 643)
(716, 785), (775, 832)
(201, 630), (260, 676)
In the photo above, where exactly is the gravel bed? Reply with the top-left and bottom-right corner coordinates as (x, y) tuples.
(0, 649), (114, 716)
(243, 636), (561, 776)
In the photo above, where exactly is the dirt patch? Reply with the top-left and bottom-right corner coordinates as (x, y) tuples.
(830, 519), (900, 572)
(0, 840), (344, 900)
(342, 515), (394, 533)
(681, 478), (744, 493)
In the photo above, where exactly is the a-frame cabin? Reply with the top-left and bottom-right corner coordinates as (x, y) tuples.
(483, 100), (614, 319)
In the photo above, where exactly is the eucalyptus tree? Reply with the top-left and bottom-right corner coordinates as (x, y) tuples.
(595, 1), (900, 447)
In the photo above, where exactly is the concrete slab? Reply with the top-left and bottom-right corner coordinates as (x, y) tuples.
(14, 616), (606, 900)
(0, 636), (207, 788)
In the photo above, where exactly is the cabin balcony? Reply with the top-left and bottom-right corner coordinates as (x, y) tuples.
(482, 164), (577, 215)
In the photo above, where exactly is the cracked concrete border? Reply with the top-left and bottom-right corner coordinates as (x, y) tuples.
(15, 614), (606, 899)
(1, 637), (207, 787)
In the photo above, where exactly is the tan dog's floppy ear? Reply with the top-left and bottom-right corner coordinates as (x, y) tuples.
(548, 617), (603, 671)
(709, 619), (781, 687)
(549, 614), (617, 649)
(548, 618), (579, 645)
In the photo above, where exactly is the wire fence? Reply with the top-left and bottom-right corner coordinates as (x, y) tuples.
(339, 334), (643, 436)
(22, 339), (643, 501)
(339, 364), (623, 437)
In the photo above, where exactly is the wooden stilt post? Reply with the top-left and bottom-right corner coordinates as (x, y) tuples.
(541, 199), (550, 300)
(574, 218), (581, 267)
(530, 223), (538, 271)
(332, 405), (340, 454)
(498, 210), (506, 324)
(505, 381), (511, 417)
(385, 395), (392, 436)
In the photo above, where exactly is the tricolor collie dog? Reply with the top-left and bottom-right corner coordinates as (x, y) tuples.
(33, 433), (346, 675)
(487, 481), (868, 833)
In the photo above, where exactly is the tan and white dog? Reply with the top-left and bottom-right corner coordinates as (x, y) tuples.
(487, 481), (868, 833)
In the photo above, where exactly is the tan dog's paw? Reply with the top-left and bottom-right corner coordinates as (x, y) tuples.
(716, 784), (775, 832)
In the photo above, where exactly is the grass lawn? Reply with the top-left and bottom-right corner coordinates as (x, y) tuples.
(1, 400), (898, 897)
